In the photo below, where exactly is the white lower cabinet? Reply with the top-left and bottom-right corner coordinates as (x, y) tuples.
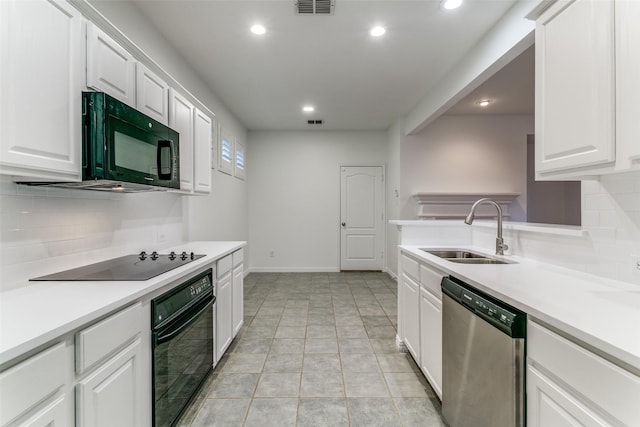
(527, 364), (610, 427)
(527, 320), (640, 427)
(216, 254), (233, 361)
(0, 340), (73, 427)
(232, 266), (243, 335)
(216, 272), (232, 360)
(216, 250), (244, 362)
(400, 272), (420, 360)
(398, 251), (445, 399)
(75, 303), (147, 427)
(419, 286), (442, 398)
(76, 339), (143, 427)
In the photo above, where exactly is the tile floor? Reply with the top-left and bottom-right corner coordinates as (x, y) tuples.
(178, 272), (446, 427)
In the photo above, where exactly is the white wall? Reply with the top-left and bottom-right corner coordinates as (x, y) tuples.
(248, 131), (387, 272)
(386, 120), (403, 278)
(400, 114), (534, 221)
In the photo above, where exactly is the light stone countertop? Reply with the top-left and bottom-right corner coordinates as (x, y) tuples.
(400, 245), (640, 374)
(0, 241), (245, 367)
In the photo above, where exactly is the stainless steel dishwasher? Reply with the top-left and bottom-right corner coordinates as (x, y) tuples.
(441, 276), (526, 427)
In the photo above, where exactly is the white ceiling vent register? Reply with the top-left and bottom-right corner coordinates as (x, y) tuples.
(296, 0), (335, 15)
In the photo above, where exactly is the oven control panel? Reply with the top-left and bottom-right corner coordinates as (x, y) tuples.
(152, 269), (213, 328)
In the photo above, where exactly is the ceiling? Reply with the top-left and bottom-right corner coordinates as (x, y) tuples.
(446, 44), (534, 115)
(130, 0), (522, 131)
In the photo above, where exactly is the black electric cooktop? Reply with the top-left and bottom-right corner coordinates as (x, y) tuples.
(30, 251), (205, 281)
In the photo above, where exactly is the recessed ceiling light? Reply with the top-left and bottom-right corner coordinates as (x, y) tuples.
(250, 24), (266, 35)
(370, 26), (386, 37)
(302, 105), (315, 113)
(477, 100), (491, 107)
(442, 0), (463, 10)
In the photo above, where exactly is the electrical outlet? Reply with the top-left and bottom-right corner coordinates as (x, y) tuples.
(157, 227), (166, 243)
(269, 250), (275, 258)
(632, 254), (640, 277)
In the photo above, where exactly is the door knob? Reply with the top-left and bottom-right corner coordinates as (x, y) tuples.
(341, 222), (346, 227)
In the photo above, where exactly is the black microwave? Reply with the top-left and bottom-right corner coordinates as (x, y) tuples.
(82, 92), (180, 191)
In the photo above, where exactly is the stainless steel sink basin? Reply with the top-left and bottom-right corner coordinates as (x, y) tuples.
(447, 258), (510, 265)
(420, 248), (516, 265)
(422, 250), (488, 259)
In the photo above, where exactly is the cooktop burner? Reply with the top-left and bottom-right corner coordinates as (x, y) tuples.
(30, 251), (205, 281)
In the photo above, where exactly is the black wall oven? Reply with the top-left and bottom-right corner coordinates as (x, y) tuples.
(151, 269), (214, 427)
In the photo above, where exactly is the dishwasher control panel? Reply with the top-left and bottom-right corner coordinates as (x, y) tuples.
(461, 290), (517, 328)
(442, 276), (526, 338)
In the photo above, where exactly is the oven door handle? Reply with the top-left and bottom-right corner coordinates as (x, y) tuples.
(153, 295), (214, 346)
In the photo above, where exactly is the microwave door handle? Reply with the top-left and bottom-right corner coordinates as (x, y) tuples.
(157, 140), (172, 180)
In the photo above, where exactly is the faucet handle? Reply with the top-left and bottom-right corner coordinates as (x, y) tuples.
(495, 238), (508, 255)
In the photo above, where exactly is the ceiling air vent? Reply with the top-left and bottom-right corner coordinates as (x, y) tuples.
(296, 0), (335, 15)
(307, 119), (324, 125)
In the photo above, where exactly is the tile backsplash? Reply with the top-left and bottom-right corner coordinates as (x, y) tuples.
(0, 176), (184, 288)
(472, 170), (640, 284)
(581, 171), (640, 282)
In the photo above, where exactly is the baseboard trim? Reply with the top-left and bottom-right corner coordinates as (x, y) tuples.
(246, 267), (340, 273)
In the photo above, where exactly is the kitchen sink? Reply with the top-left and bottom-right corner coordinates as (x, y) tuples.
(447, 258), (510, 264)
(422, 250), (488, 259)
(420, 248), (516, 265)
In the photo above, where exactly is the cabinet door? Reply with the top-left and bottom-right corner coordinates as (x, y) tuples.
(400, 273), (420, 360)
(616, 0), (640, 166)
(86, 23), (136, 107)
(19, 395), (68, 427)
(136, 63), (168, 125)
(232, 264), (244, 336)
(169, 89), (194, 192)
(527, 364), (610, 427)
(193, 108), (212, 194)
(216, 273), (233, 360)
(76, 339), (143, 427)
(535, 0), (615, 174)
(419, 286), (442, 399)
(0, 0), (82, 180)
(0, 341), (70, 426)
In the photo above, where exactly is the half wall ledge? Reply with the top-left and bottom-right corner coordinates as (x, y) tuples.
(412, 192), (520, 220)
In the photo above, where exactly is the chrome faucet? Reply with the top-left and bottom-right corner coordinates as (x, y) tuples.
(464, 198), (509, 255)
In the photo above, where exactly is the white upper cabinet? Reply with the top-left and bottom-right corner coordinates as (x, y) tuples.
(615, 0), (640, 166)
(193, 108), (212, 194)
(535, 0), (640, 178)
(0, 0), (82, 181)
(535, 0), (615, 175)
(169, 89), (195, 192)
(136, 63), (169, 125)
(86, 22), (136, 107)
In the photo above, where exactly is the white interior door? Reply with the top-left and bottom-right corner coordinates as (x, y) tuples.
(340, 166), (384, 270)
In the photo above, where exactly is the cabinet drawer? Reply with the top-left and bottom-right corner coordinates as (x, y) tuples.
(75, 303), (142, 374)
(419, 264), (444, 298)
(528, 320), (640, 425)
(401, 254), (420, 282)
(217, 254), (232, 278)
(232, 248), (244, 267)
(0, 342), (68, 425)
